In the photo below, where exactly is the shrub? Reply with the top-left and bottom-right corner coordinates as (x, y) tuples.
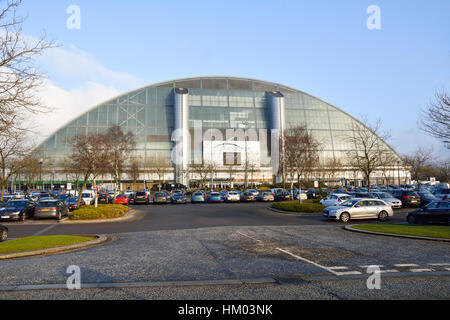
(71, 204), (131, 220)
(272, 201), (325, 213)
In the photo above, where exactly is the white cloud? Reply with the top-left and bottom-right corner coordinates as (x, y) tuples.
(26, 42), (144, 145)
(30, 80), (121, 143)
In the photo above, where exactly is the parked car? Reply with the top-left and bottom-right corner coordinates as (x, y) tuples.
(191, 192), (206, 203)
(153, 192), (169, 205)
(34, 200), (69, 220)
(256, 191), (274, 202)
(114, 195), (130, 205)
(390, 189), (421, 207)
(417, 191), (440, 207)
(241, 192), (257, 202)
(134, 192), (149, 205)
(171, 193), (187, 204)
(81, 190), (95, 205)
(320, 193), (353, 207)
(67, 197), (85, 211)
(433, 189), (450, 200)
(225, 191), (241, 203)
(127, 193), (135, 205)
(306, 188), (319, 199)
(0, 225), (7, 242)
(97, 194), (111, 204)
(0, 199), (36, 222)
(323, 198), (394, 223)
(207, 193), (223, 203)
(407, 200), (449, 225)
(274, 191), (291, 202)
(371, 192), (402, 209)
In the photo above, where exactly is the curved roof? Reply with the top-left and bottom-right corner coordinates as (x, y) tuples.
(37, 76), (401, 159)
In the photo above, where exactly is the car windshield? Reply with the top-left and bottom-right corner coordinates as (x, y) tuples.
(7, 201), (28, 208)
(419, 192), (434, 197)
(82, 194), (91, 198)
(193, 193), (203, 196)
(155, 193), (165, 197)
(341, 199), (360, 207)
(68, 198), (78, 202)
(136, 192), (146, 196)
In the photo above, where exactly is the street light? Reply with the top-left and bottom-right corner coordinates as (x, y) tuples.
(397, 160), (401, 187)
(38, 158), (43, 191)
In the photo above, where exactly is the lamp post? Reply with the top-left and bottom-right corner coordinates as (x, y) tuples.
(397, 160), (401, 187)
(38, 158), (43, 191)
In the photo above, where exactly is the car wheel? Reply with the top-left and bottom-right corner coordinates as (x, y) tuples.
(378, 211), (388, 222)
(1, 228), (8, 242)
(340, 212), (350, 223)
(407, 215), (417, 225)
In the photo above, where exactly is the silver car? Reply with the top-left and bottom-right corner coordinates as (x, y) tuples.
(323, 198), (394, 223)
(371, 192), (402, 209)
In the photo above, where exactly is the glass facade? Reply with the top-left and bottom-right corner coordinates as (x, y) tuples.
(36, 77), (400, 171)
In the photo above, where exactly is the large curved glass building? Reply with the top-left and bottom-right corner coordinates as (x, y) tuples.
(36, 76), (404, 188)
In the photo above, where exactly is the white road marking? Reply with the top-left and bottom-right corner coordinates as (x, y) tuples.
(236, 232), (262, 243)
(428, 263), (450, 266)
(410, 268), (434, 273)
(360, 265), (384, 268)
(32, 224), (58, 237)
(379, 270), (400, 273)
(275, 247), (345, 276)
(333, 271), (363, 276)
(446, 268), (450, 271)
(394, 264), (419, 267)
(328, 267), (349, 270)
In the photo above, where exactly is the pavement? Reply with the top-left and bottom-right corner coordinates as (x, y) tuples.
(0, 203), (448, 300)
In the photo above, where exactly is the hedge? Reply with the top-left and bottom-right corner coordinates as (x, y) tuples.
(71, 204), (131, 220)
(272, 201), (325, 213)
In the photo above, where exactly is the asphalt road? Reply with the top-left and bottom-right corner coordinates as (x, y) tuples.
(4, 202), (412, 239)
(0, 203), (448, 300)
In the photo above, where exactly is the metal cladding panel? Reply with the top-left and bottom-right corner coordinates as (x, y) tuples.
(173, 88), (190, 185)
(267, 91), (285, 131)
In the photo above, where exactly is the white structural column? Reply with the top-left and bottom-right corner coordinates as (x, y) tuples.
(267, 91), (285, 184)
(173, 88), (190, 186)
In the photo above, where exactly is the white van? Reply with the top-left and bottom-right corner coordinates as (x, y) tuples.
(81, 189), (95, 205)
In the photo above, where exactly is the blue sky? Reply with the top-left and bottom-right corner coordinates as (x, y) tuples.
(19, 0), (450, 158)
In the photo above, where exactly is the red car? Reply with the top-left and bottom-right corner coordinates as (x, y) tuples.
(115, 195), (130, 205)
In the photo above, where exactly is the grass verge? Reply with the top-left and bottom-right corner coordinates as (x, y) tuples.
(272, 200), (325, 213)
(71, 204), (131, 220)
(352, 223), (450, 239)
(0, 235), (95, 255)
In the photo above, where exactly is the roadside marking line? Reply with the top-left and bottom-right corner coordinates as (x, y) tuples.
(379, 270), (400, 273)
(394, 264), (419, 267)
(32, 224), (58, 237)
(275, 247), (341, 276)
(237, 232), (262, 243)
(360, 265), (384, 268)
(446, 268), (450, 271)
(333, 271), (363, 276)
(328, 267), (349, 270)
(410, 268), (434, 273)
(428, 263), (450, 266)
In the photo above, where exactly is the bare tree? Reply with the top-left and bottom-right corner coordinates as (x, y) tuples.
(283, 126), (321, 202)
(71, 133), (109, 208)
(127, 157), (142, 190)
(20, 156), (40, 190)
(403, 148), (434, 191)
(0, 0), (55, 132)
(104, 126), (136, 194)
(0, 128), (29, 200)
(420, 91), (450, 148)
(190, 162), (210, 189)
(346, 118), (392, 192)
(148, 156), (171, 185)
(322, 157), (343, 187)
